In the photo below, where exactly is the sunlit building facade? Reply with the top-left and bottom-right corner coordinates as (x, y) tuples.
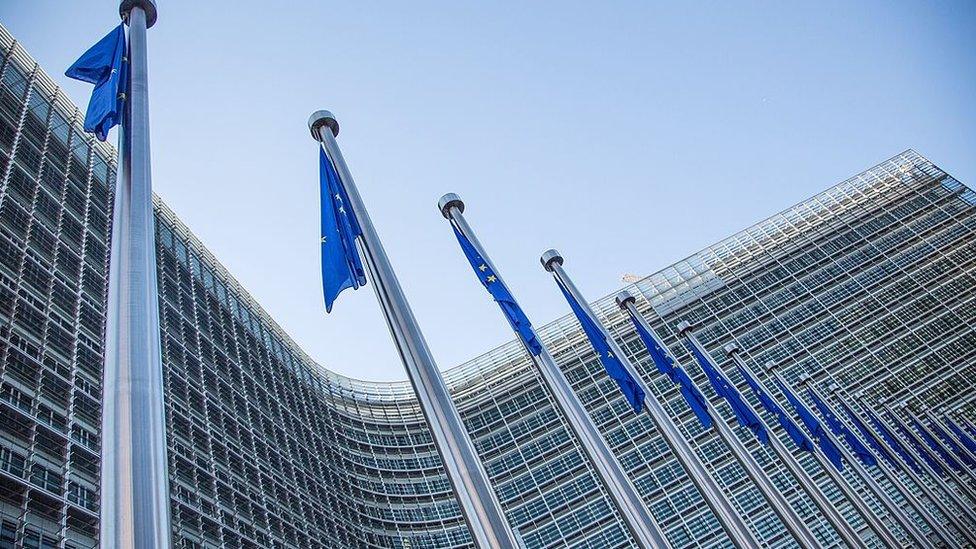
(1, 23), (975, 549)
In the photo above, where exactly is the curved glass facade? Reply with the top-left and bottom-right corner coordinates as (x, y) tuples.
(1, 23), (974, 549)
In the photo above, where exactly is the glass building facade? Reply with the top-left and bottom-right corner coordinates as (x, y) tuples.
(1, 23), (974, 549)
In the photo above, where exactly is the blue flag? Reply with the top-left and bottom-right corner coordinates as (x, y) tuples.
(839, 401), (896, 468)
(687, 343), (768, 444)
(865, 409), (922, 474)
(911, 419), (961, 473)
(319, 149), (366, 312)
(736, 366), (813, 451)
(889, 414), (945, 477)
(65, 25), (127, 141)
(807, 389), (877, 467)
(776, 379), (843, 470)
(451, 224), (542, 355)
(627, 315), (711, 429)
(556, 281), (644, 413)
(947, 417), (976, 455)
(930, 421), (976, 469)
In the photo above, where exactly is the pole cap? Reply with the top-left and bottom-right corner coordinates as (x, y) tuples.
(765, 361), (779, 373)
(797, 373), (811, 386)
(120, 0), (158, 28)
(723, 343), (741, 355)
(826, 382), (840, 394)
(541, 249), (563, 271)
(615, 290), (636, 309)
(676, 320), (693, 335)
(438, 193), (464, 219)
(308, 110), (339, 140)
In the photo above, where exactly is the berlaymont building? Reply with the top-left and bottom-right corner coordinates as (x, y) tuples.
(1, 22), (975, 549)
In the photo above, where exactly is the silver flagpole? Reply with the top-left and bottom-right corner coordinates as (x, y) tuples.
(762, 370), (912, 548)
(852, 394), (975, 547)
(101, 1), (172, 548)
(614, 293), (765, 549)
(309, 114), (518, 548)
(670, 322), (824, 548)
(926, 408), (976, 473)
(540, 252), (766, 548)
(917, 407), (976, 484)
(716, 356), (882, 548)
(440, 196), (667, 549)
(809, 383), (938, 549)
(872, 400), (976, 527)
(895, 403), (976, 505)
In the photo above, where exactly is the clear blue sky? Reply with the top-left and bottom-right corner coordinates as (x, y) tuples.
(3, 1), (974, 381)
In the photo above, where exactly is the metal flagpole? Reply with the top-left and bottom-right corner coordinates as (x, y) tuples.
(917, 407), (976, 484)
(101, 1), (172, 548)
(309, 114), (519, 548)
(669, 322), (821, 548)
(767, 372), (917, 548)
(895, 403), (976, 505)
(440, 196), (667, 549)
(714, 355), (880, 549)
(540, 251), (766, 548)
(926, 408), (976, 473)
(811, 383), (939, 549)
(872, 399), (976, 527)
(852, 394), (976, 547)
(614, 294), (768, 548)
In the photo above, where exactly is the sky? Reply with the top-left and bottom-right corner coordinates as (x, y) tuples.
(2, 1), (974, 381)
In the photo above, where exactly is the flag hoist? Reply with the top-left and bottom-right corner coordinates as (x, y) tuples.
(66, 1), (170, 546)
(309, 114), (519, 548)
(539, 253), (759, 549)
(439, 195), (667, 549)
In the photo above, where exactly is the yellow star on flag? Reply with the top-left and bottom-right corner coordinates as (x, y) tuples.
(486, 275), (497, 283)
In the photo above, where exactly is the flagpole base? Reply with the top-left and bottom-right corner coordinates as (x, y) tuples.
(120, 0), (158, 27)
(308, 110), (339, 140)
(615, 290), (635, 309)
(438, 193), (464, 218)
(540, 249), (563, 271)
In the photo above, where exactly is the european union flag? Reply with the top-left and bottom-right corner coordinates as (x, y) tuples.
(65, 25), (127, 141)
(930, 421), (976, 469)
(807, 389), (877, 467)
(556, 281), (644, 413)
(911, 419), (961, 473)
(737, 366), (813, 452)
(865, 409), (922, 474)
(889, 414), (945, 477)
(319, 149), (366, 312)
(776, 379), (843, 470)
(687, 344), (768, 444)
(628, 316), (711, 429)
(946, 417), (976, 455)
(839, 401), (896, 468)
(451, 224), (542, 355)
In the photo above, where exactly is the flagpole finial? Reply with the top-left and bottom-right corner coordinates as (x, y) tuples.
(826, 382), (840, 393)
(120, 0), (158, 28)
(676, 320), (693, 335)
(797, 373), (811, 386)
(765, 361), (779, 372)
(615, 291), (635, 309)
(723, 343), (740, 355)
(438, 193), (464, 219)
(308, 110), (339, 140)
(540, 249), (563, 271)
